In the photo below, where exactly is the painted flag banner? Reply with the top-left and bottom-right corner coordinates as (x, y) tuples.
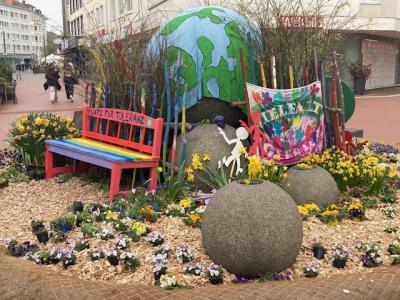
(246, 81), (324, 165)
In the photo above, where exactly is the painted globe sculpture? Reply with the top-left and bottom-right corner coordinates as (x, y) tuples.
(201, 181), (303, 276)
(147, 6), (258, 123)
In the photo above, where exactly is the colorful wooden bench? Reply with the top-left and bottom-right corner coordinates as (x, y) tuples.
(45, 105), (164, 202)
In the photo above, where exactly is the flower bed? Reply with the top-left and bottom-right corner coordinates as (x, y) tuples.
(1, 142), (400, 289)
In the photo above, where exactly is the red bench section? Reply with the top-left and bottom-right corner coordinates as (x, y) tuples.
(45, 105), (164, 202)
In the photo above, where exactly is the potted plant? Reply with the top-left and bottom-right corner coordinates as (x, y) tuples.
(183, 262), (202, 276)
(123, 252), (139, 271)
(151, 252), (168, 280)
(145, 231), (165, 246)
(72, 201), (84, 214)
(89, 248), (104, 261)
(207, 263), (224, 284)
(31, 219), (45, 233)
(5, 238), (22, 256)
(348, 61), (371, 95)
(0, 177), (9, 188)
(104, 248), (121, 266)
(36, 228), (49, 244)
(80, 223), (101, 237)
(361, 243), (382, 268)
(51, 231), (67, 243)
(303, 262), (319, 278)
(312, 239), (326, 260)
(71, 239), (90, 252)
(75, 211), (92, 227)
(61, 249), (77, 269)
(115, 234), (131, 250)
(388, 239), (400, 265)
(51, 215), (75, 233)
(332, 244), (351, 268)
(175, 244), (193, 263)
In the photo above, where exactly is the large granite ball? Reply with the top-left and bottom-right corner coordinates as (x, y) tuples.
(184, 98), (246, 128)
(175, 123), (237, 192)
(281, 166), (339, 207)
(202, 181), (303, 276)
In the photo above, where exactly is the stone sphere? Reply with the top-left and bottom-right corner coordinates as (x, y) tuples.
(281, 166), (339, 207)
(201, 181), (303, 276)
(175, 123), (237, 192)
(184, 98), (246, 128)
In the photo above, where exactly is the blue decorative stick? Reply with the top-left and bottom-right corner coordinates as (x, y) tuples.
(162, 63), (172, 173)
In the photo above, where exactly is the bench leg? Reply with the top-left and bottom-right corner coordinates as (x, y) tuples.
(45, 144), (54, 179)
(109, 164), (122, 203)
(149, 167), (157, 192)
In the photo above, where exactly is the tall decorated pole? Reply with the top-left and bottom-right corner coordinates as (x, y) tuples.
(180, 86), (187, 168)
(147, 82), (158, 145)
(332, 51), (346, 150)
(260, 62), (267, 88)
(289, 65), (294, 89)
(321, 62), (333, 148)
(271, 55), (277, 89)
(162, 63), (172, 173)
(331, 78), (341, 148)
(170, 51), (182, 177)
(313, 48), (319, 81)
(240, 48), (251, 125)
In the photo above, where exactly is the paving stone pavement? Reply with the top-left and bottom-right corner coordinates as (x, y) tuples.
(0, 72), (85, 149)
(1, 245), (400, 300)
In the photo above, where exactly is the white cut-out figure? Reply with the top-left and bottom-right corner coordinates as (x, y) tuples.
(218, 127), (249, 176)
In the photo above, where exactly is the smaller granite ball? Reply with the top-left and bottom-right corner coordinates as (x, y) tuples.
(175, 123), (237, 192)
(281, 166), (339, 207)
(202, 181), (303, 276)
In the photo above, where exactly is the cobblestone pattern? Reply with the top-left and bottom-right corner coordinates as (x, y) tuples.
(2, 245), (400, 300)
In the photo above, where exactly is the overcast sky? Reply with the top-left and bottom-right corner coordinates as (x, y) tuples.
(25, 0), (63, 34)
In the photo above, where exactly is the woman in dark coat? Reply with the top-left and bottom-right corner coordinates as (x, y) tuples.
(63, 66), (78, 102)
(44, 64), (61, 103)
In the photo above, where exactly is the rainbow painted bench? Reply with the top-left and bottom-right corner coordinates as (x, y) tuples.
(45, 106), (164, 202)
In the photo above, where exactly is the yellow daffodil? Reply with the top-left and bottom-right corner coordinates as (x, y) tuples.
(132, 222), (147, 236)
(179, 198), (192, 209)
(202, 154), (210, 162)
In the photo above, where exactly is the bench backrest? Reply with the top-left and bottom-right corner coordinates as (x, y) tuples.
(82, 106), (163, 158)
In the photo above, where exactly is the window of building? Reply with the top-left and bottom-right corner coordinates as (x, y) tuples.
(99, 5), (104, 25)
(111, 0), (116, 19)
(119, 0), (124, 14)
(360, 0), (380, 3)
(127, 0), (132, 11)
(35, 36), (38, 41)
(6, 44), (10, 50)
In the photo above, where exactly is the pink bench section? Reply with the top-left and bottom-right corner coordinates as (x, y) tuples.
(45, 105), (164, 202)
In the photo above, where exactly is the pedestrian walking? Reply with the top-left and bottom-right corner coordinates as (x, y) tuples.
(63, 67), (78, 102)
(44, 64), (61, 103)
(16, 64), (22, 80)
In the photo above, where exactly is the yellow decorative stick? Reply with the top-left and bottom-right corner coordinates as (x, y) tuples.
(289, 65), (294, 89)
(260, 62), (267, 88)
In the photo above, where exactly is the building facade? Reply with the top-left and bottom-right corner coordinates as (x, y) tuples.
(62, 0), (400, 90)
(0, 0), (47, 67)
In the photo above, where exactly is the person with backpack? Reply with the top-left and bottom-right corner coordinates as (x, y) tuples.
(44, 64), (61, 103)
(63, 66), (78, 102)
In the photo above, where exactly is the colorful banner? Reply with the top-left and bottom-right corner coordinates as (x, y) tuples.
(246, 81), (324, 164)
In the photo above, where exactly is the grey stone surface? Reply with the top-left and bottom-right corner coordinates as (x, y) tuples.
(185, 97), (246, 128)
(281, 166), (340, 207)
(201, 181), (303, 276)
(175, 123), (238, 192)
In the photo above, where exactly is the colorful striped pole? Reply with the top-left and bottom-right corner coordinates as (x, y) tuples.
(170, 51), (182, 177)
(162, 63), (172, 173)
